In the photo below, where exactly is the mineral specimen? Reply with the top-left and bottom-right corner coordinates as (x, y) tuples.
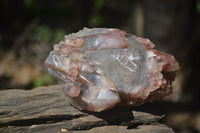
(45, 28), (179, 112)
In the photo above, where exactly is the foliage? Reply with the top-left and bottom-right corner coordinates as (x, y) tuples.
(52, 29), (65, 44)
(24, 0), (33, 8)
(94, 0), (105, 9)
(34, 25), (65, 44)
(88, 0), (106, 27)
(33, 73), (56, 88)
(35, 25), (52, 43)
(89, 15), (104, 27)
(197, 0), (200, 13)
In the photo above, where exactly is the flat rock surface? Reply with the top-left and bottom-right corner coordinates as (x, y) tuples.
(0, 85), (174, 133)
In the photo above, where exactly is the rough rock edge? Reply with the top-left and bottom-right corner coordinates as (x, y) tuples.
(0, 85), (174, 133)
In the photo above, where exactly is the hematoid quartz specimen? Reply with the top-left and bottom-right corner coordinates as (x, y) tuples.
(45, 28), (179, 112)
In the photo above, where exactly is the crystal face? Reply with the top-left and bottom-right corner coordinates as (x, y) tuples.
(45, 28), (179, 112)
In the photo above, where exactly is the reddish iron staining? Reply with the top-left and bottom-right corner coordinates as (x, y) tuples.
(152, 50), (179, 72)
(65, 38), (84, 47)
(45, 28), (179, 112)
(138, 37), (155, 49)
(64, 84), (81, 97)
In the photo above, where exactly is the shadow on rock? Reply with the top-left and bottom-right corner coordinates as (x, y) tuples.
(82, 106), (134, 125)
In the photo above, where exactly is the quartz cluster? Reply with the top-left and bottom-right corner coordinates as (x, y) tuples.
(45, 28), (179, 112)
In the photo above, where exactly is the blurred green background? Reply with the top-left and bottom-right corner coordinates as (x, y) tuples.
(0, 0), (147, 89)
(0, 0), (200, 132)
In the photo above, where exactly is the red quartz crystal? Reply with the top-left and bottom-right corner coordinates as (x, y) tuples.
(45, 28), (179, 112)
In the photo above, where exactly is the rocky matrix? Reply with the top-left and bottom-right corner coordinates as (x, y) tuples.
(45, 28), (179, 112)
